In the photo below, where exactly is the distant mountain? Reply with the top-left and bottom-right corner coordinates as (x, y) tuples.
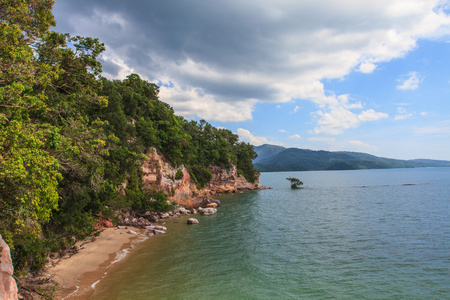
(253, 144), (450, 172)
(253, 144), (286, 163)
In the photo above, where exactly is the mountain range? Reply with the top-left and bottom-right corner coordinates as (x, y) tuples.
(253, 144), (450, 172)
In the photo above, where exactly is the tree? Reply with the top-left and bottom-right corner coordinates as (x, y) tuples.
(286, 177), (303, 189)
(1, 0), (112, 270)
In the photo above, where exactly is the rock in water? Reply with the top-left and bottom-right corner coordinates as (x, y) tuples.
(187, 218), (199, 224)
(198, 207), (217, 216)
(0, 235), (18, 300)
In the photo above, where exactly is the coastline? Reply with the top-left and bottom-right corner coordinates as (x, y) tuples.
(44, 227), (146, 300)
(30, 188), (265, 299)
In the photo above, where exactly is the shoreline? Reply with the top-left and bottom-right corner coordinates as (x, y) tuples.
(32, 191), (261, 299)
(43, 227), (146, 300)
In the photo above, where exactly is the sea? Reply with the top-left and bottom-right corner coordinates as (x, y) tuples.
(88, 168), (450, 299)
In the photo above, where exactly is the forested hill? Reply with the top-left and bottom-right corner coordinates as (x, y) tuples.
(0, 1), (257, 273)
(254, 144), (450, 172)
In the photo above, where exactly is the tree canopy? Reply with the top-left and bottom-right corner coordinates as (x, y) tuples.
(0, 0), (258, 273)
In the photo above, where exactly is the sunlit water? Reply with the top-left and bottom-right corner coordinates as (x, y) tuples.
(89, 168), (450, 299)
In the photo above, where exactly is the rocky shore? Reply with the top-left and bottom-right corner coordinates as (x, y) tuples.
(13, 197), (224, 299)
(6, 148), (266, 299)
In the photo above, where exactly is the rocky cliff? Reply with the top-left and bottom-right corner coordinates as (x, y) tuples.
(141, 148), (264, 207)
(0, 235), (18, 300)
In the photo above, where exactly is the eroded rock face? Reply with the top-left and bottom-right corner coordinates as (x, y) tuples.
(141, 147), (264, 207)
(204, 165), (238, 194)
(142, 148), (199, 207)
(0, 235), (18, 300)
(235, 173), (263, 191)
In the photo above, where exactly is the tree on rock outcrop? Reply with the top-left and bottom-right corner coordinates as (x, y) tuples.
(286, 177), (303, 189)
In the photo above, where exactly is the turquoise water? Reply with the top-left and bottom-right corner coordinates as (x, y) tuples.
(90, 168), (450, 299)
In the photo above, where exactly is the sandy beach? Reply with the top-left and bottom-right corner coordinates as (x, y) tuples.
(44, 227), (146, 299)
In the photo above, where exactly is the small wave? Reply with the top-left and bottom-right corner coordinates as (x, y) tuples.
(111, 248), (130, 265)
(62, 285), (80, 300)
(91, 279), (101, 289)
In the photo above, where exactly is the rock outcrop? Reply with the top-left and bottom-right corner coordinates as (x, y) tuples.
(0, 235), (18, 300)
(187, 218), (199, 224)
(141, 147), (264, 207)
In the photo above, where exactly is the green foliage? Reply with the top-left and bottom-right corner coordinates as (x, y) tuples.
(189, 165), (213, 188)
(175, 170), (184, 180)
(133, 190), (174, 212)
(0, 0), (259, 275)
(236, 142), (258, 183)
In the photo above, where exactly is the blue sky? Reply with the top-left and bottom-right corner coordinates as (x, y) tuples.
(53, 0), (450, 160)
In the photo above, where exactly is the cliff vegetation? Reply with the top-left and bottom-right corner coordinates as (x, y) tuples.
(0, 0), (258, 275)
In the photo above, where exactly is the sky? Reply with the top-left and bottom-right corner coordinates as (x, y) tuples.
(52, 0), (450, 160)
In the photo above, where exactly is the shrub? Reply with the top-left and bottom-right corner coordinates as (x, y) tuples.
(175, 169), (184, 180)
(189, 165), (212, 188)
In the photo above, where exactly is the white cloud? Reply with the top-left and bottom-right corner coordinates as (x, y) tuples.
(289, 134), (302, 139)
(101, 52), (135, 79)
(279, 129), (288, 133)
(394, 106), (415, 120)
(236, 128), (269, 145)
(358, 62), (377, 73)
(394, 114), (414, 120)
(159, 81), (255, 122)
(358, 109), (389, 122)
(54, 0), (450, 130)
(396, 71), (424, 90)
(311, 108), (388, 135)
(292, 106), (300, 113)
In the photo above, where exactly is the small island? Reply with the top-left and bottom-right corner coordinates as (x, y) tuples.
(286, 177), (304, 189)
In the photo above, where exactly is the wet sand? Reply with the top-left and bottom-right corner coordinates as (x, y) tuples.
(45, 227), (146, 299)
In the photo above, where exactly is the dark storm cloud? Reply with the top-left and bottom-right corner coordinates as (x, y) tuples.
(53, 0), (449, 123)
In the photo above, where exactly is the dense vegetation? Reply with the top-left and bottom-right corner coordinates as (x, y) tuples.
(254, 144), (450, 172)
(0, 0), (257, 274)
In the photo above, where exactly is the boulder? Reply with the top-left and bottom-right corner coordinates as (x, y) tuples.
(99, 220), (113, 228)
(210, 199), (221, 207)
(127, 230), (137, 235)
(153, 225), (167, 231)
(206, 202), (218, 208)
(177, 207), (191, 215)
(146, 225), (167, 231)
(0, 235), (18, 300)
(198, 207), (217, 216)
(148, 215), (159, 223)
(160, 213), (170, 219)
(187, 218), (199, 224)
